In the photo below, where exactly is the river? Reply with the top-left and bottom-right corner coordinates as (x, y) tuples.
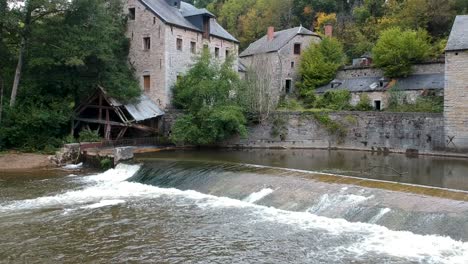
(0, 149), (467, 263)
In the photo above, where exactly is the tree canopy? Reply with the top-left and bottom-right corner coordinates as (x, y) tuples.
(171, 50), (247, 145)
(372, 27), (432, 78)
(0, 0), (140, 151)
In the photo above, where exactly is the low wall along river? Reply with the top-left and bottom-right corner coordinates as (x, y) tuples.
(163, 111), (454, 155)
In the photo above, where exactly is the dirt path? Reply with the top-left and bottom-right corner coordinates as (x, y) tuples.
(0, 153), (52, 171)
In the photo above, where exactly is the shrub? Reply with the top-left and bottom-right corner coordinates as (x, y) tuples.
(277, 98), (304, 111)
(171, 50), (247, 145)
(355, 94), (373, 111)
(79, 129), (102, 143)
(315, 90), (352, 110)
(100, 158), (113, 170)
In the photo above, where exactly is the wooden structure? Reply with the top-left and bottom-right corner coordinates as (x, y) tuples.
(73, 87), (164, 140)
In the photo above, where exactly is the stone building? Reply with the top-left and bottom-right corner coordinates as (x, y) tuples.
(125, 0), (239, 109)
(316, 62), (445, 110)
(239, 26), (322, 104)
(444, 15), (468, 152)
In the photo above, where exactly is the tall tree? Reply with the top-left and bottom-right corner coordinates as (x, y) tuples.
(9, 0), (68, 107)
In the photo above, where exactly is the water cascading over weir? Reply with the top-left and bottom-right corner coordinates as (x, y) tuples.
(129, 159), (468, 241)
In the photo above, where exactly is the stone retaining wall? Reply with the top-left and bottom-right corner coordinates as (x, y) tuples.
(162, 111), (451, 155)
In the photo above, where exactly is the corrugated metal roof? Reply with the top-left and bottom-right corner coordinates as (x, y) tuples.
(106, 92), (165, 122)
(240, 26), (320, 57)
(446, 15), (468, 51)
(123, 95), (165, 122)
(140, 0), (238, 43)
(316, 74), (444, 93)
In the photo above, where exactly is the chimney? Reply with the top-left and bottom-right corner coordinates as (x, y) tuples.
(267, 27), (275, 41)
(324, 24), (333, 38)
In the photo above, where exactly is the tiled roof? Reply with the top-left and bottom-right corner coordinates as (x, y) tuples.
(140, 0), (238, 43)
(446, 15), (468, 51)
(316, 74), (444, 94)
(239, 26), (320, 57)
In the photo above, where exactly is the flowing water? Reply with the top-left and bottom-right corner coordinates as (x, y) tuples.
(1, 149), (468, 263)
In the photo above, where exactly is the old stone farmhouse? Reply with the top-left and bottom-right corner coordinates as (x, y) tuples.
(239, 26), (322, 104)
(315, 61), (445, 110)
(125, 0), (239, 109)
(316, 15), (468, 115)
(444, 15), (468, 152)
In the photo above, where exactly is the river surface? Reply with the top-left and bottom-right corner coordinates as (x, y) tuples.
(0, 149), (467, 263)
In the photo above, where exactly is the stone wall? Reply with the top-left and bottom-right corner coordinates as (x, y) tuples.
(444, 50), (468, 152)
(337, 62), (445, 79)
(223, 112), (446, 154)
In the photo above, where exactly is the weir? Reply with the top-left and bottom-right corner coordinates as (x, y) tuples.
(129, 160), (468, 241)
(1, 162), (467, 263)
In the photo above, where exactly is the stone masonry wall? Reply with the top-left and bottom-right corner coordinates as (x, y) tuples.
(162, 111), (446, 155)
(337, 62), (445, 79)
(277, 34), (321, 94)
(444, 50), (468, 152)
(223, 112), (446, 154)
(126, 0), (167, 107)
(125, 0), (239, 109)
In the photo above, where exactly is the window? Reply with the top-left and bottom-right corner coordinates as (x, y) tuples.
(215, 47), (220, 58)
(291, 61), (295, 68)
(153, 17), (156, 24)
(203, 44), (209, 51)
(143, 37), (151, 50)
(177, 38), (183, 51)
(285, 80), (292, 94)
(128, 8), (135, 20)
(374, 100), (382, 111)
(294, 43), (301, 55)
(225, 49), (230, 58)
(143, 75), (151, 92)
(191, 41), (196, 54)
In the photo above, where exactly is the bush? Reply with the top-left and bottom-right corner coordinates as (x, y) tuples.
(373, 27), (432, 78)
(79, 128), (102, 143)
(354, 94), (373, 111)
(171, 50), (247, 145)
(100, 158), (113, 170)
(277, 98), (304, 111)
(0, 102), (71, 151)
(315, 90), (352, 110)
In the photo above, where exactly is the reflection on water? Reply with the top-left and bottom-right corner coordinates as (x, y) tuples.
(137, 149), (468, 191)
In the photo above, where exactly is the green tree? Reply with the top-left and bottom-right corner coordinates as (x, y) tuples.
(372, 27), (432, 78)
(171, 50), (247, 145)
(298, 37), (346, 92)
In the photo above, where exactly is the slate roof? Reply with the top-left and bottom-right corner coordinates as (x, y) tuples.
(446, 15), (468, 51)
(239, 26), (320, 57)
(140, 0), (238, 43)
(315, 74), (444, 94)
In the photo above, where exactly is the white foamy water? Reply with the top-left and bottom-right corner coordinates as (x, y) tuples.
(307, 193), (373, 214)
(243, 188), (274, 203)
(0, 164), (467, 263)
(63, 163), (83, 170)
(369, 208), (391, 224)
(81, 200), (126, 209)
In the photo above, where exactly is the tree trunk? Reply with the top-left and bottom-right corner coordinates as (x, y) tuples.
(9, 38), (25, 107)
(0, 74), (3, 123)
(10, 1), (32, 108)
